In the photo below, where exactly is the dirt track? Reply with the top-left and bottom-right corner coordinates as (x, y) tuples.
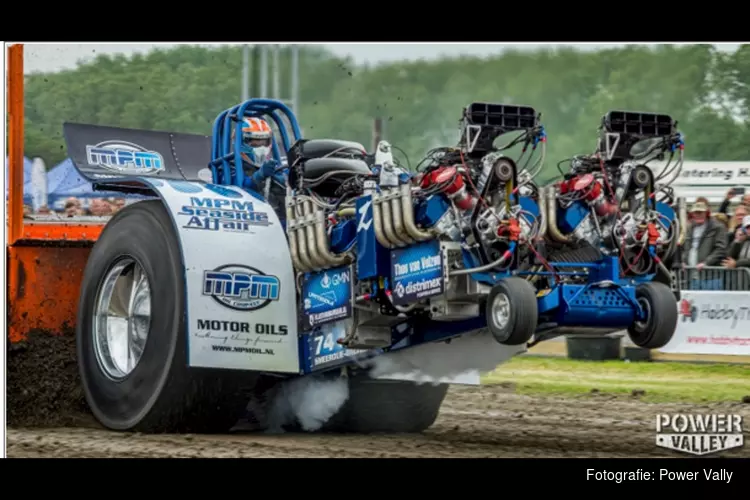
(8, 385), (750, 458)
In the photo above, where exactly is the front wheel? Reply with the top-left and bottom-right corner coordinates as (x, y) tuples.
(627, 281), (678, 349)
(485, 277), (538, 346)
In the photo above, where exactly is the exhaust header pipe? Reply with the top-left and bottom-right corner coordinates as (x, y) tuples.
(285, 191), (306, 272)
(286, 195), (353, 273)
(289, 180), (438, 269)
(372, 184), (437, 248)
(378, 188), (409, 247)
(545, 186), (573, 243)
(400, 183), (435, 241)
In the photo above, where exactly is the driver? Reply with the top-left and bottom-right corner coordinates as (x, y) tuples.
(234, 116), (287, 220)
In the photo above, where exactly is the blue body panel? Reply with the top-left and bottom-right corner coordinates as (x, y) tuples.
(330, 219), (357, 254)
(518, 195), (541, 225)
(414, 194), (451, 228)
(355, 194), (389, 280)
(557, 200), (590, 234)
(533, 256), (646, 325)
(655, 201), (675, 233)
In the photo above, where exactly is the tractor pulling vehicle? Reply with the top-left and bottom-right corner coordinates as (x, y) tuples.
(61, 99), (681, 434)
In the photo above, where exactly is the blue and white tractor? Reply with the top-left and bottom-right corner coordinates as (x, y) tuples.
(64, 100), (680, 433)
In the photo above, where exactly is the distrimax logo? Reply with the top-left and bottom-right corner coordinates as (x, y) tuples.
(203, 264), (280, 311)
(86, 140), (165, 175)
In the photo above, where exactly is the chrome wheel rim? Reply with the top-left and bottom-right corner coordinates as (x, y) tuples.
(491, 292), (511, 330)
(93, 257), (151, 380)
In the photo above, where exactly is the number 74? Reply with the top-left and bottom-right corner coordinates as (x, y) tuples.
(314, 332), (338, 355)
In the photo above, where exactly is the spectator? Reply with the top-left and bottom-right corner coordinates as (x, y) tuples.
(678, 197), (727, 270)
(723, 215), (750, 270)
(714, 212), (729, 229)
(112, 197), (126, 213)
(89, 198), (113, 216)
(104, 197), (125, 214)
(718, 187), (750, 215)
(63, 200), (81, 217)
(727, 204), (748, 244)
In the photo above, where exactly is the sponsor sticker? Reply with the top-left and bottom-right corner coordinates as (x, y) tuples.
(85, 140), (165, 175)
(203, 264), (280, 312)
(177, 196), (271, 234)
(390, 240), (444, 305)
(308, 320), (368, 369)
(301, 266), (353, 330)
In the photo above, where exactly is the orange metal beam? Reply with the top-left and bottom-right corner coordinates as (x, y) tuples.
(7, 44), (25, 246)
(19, 222), (105, 242)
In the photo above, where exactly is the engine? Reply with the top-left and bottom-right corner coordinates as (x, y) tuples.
(544, 110), (685, 275)
(402, 104), (548, 272)
(280, 103), (547, 337)
(278, 106), (685, 349)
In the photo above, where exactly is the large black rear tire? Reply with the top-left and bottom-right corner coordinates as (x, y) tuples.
(77, 200), (251, 433)
(323, 375), (448, 433)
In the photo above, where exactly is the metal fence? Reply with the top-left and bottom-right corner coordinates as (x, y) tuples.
(671, 266), (750, 292)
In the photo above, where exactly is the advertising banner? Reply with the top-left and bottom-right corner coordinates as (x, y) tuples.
(659, 291), (750, 356)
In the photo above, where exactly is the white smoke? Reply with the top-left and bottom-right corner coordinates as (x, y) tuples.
(265, 375), (350, 433)
(362, 330), (525, 385)
(246, 330), (523, 434)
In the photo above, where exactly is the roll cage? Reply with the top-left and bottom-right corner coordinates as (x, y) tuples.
(209, 98), (302, 187)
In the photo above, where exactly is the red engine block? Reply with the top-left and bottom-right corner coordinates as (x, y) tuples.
(559, 173), (616, 216)
(421, 166), (476, 210)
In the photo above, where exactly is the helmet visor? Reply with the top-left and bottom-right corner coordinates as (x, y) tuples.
(243, 135), (272, 148)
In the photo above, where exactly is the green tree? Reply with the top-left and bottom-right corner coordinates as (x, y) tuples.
(22, 43), (748, 183)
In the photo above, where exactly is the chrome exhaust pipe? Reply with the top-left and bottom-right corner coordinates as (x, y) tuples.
(315, 209), (350, 267)
(286, 194), (307, 272)
(390, 195), (414, 245)
(380, 188), (408, 247)
(545, 186), (572, 243)
(295, 199), (315, 271)
(400, 183), (434, 241)
(535, 187), (547, 240)
(372, 191), (394, 248)
(304, 200), (326, 269)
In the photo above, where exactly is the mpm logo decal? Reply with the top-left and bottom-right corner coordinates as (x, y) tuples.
(86, 140), (165, 175)
(203, 264), (280, 311)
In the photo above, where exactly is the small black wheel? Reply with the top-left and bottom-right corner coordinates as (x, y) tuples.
(626, 281), (678, 349)
(485, 277), (538, 345)
(77, 200), (251, 433)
